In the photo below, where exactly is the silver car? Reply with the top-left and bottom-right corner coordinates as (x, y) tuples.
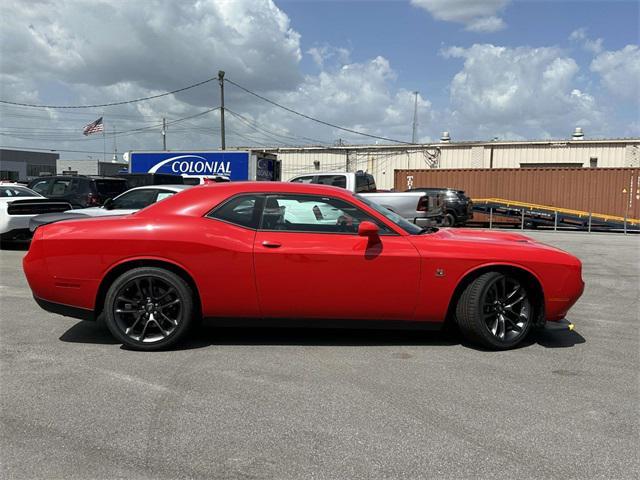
(29, 184), (191, 231)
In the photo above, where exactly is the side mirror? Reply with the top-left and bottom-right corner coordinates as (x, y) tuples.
(103, 198), (113, 210)
(358, 221), (379, 237)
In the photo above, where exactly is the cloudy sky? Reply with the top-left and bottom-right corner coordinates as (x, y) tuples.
(0, 0), (638, 159)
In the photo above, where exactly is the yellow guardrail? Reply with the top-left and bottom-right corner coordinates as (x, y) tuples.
(473, 198), (640, 226)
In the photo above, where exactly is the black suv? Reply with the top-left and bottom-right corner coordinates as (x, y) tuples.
(116, 173), (184, 189)
(407, 188), (473, 226)
(28, 175), (128, 209)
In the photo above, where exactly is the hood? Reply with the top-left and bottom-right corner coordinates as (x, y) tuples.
(434, 228), (536, 244)
(411, 228), (576, 260)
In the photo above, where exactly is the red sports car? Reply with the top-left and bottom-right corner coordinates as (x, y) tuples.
(23, 182), (584, 351)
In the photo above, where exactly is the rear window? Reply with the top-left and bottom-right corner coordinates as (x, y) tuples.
(94, 180), (128, 196)
(355, 174), (376, 193)
(316, 175), (346, 189)
(0, 186), (40, 197)
(367, 175), (376, 191)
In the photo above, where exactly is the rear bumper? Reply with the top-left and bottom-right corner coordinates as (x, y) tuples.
(414, 216), (442, 227)
(33, 295), (95, 321)
(0, 228), (33, 244)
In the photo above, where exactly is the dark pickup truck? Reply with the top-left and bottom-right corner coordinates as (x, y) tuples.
(408, 188), (473, 226)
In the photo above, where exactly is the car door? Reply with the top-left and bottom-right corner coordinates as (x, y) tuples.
(253, 194), (421, 320)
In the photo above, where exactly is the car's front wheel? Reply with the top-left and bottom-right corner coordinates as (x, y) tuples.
(455, 271), (534, 350)
(104, 267), (195, 351)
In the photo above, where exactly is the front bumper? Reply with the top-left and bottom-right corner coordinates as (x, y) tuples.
(543, 318), (575, 332)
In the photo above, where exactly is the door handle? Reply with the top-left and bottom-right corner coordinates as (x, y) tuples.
(261, 241), (282, 248)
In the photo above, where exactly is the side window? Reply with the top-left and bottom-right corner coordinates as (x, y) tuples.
(50, 178), (72, 196)
(30, 179), (51, 195)
(69, 178), (81, 193)
(155, 191), (176, 202)
(260, 194), (394, 234)
(208, 194), (262, 229)
(316, 175), (346, 189)
(111, 189), (158, 210)
(290, 175), (315, 184)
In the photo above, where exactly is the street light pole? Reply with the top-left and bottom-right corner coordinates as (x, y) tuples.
(218, 70), (226, 150)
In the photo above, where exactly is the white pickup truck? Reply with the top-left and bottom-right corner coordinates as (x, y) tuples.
(289, 171), (443, 226)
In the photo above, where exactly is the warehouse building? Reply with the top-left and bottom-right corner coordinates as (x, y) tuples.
(57, 159), (128, 177)
(0, 149), (58, 181)
(259, 133), (640, 190)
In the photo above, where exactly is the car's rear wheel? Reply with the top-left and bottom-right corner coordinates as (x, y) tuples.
(455, 271), (533, 350)
(443, 212), (456, 227)
(104, 267), (194, 351)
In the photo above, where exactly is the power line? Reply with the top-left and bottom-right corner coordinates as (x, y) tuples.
(0, 76), (218, 109)
(0, 145), (115, 155)
(224, 77), (412, 145)
(0, 107), (220, 143)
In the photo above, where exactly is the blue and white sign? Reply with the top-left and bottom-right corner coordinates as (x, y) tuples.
(129, 151), (250, 180)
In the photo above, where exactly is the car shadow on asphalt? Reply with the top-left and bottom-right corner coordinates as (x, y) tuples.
(59, 319), (586, 351)
(529, 327), (586, 348)
(59, 320), (120, 345)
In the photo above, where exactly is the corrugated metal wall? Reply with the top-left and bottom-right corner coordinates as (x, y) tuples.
(272, 141), (639, 190)
(394, 168), (640, 219)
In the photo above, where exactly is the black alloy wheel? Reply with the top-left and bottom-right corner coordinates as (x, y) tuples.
(455, 271), (534, 350)
(104, 267), (195, 350)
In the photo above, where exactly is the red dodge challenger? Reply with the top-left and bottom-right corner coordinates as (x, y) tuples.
(23, 182), (584, 351)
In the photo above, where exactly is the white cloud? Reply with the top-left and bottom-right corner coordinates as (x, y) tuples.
(0, 0), (303, 101)
(307, 45), (351, 69)
(440, 44), (604, 138)
(411, 0), (509, 32)
(254, 57), (434, 144)
(466, 16), (505, 33)
(591, 45), (640, 100)
(569, 28), (603, 54)
(0, 0), (434, 153)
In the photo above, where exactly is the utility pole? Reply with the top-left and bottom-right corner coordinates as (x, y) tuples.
(112, 125), (118, 162)
(162, 117), (167, 150)
(218, 70), (226, 150)
(411, 91), (419, 144)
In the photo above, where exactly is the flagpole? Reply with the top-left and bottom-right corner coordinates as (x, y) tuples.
(102, 113), (106, 161)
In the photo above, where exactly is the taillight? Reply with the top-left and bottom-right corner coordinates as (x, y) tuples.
(87, 193), (99, 206)
(417, 196), (430, 211)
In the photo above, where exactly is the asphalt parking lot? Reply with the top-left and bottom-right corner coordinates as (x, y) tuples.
(1, 231), (638, 480)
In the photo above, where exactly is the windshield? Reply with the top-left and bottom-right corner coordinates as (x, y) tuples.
(356, 194), (425, 234)
(0, 186), (40, 198)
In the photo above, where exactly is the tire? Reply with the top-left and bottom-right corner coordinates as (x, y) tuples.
(455, 271), (534, 350)
(103, 267), (195, 351)
(442, 213), (456, 227)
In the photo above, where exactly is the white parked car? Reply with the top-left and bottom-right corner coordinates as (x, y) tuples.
(0, 184), (71, 247)
(29, 184), (191, 231)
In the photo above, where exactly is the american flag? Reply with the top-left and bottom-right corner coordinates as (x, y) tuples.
(82, 117), (104, 136)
